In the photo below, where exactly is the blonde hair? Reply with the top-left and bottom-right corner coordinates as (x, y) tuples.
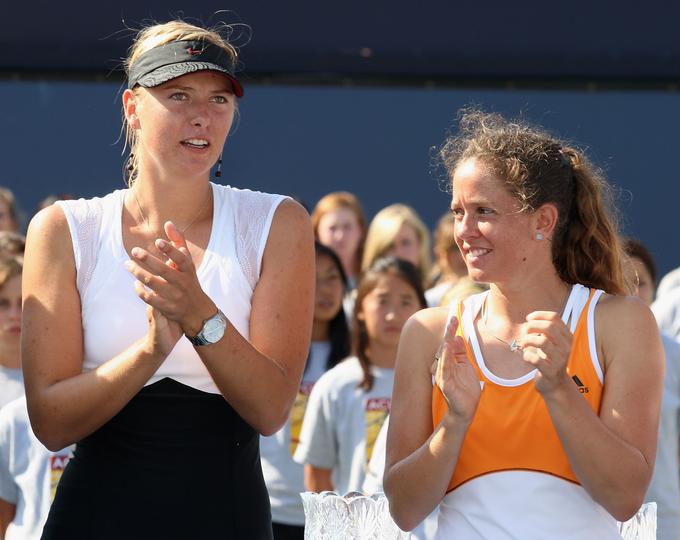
(311, 192), (367, 276)
(123, 20), (239, 184)
(0, 188), (19, 232)
(361, 204), (432, 286)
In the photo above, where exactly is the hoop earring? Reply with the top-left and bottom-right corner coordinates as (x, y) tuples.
(535, 232), (544, 241)
(215, 154), (222, 178)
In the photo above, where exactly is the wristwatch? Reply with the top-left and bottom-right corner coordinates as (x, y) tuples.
(187, 309), (228, 346)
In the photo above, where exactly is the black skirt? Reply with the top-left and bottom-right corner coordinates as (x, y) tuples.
(42, 377), (273, 540)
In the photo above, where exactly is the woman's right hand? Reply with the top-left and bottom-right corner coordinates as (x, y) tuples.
(142, 304), (183, 359)
(432, 316), (482, 425)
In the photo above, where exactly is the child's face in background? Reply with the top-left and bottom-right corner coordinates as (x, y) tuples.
(359, 272), (421, 351)
(314, 253), (345, 323)
(0, 274), (21, 356)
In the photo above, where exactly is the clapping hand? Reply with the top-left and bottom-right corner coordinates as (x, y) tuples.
(432, 317), (482, 425)
(519, 311), (574, 395)
(125, 221), (213, 355)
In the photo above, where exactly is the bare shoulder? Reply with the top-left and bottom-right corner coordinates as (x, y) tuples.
(406, 306), (450, 336)
(596, 293), (659, 338)
(595, 293), (662, 371)
(400, 307), (451, 367)
(25, 204), (74, 273)
(270, 198), (311, 234)
(27, 203), (70, 241)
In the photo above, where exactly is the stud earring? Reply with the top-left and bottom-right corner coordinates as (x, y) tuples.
(536, 232), (544, 241)
(215, 154), (222, 178)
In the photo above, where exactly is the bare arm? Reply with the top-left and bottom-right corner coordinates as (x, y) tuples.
(0, 498), (16, 538)
(126, 200), (315, 435)
(383, 309), (481, 532)
(22, 206), (178, 451)
(522, 296), (664, 521)
(304, 465), (334, 492)
(199, 200), (314, 434)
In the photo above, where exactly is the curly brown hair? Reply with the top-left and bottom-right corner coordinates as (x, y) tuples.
(439, 109), (626, 295)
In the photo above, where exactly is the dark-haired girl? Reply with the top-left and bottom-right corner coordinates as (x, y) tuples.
(260, 243), (350, 540)
(294, 257), (427, 495)
(384, 110), (663, 539)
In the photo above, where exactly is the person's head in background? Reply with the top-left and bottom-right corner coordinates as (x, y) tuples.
(362, 204), (431, 288)
(0, 188), (20, 233)
(352, 257), (427, 391)
(0, 256), (23, 369)
(622, 238), (656, 306)
(312, 192), (367, 285)
(430, 212), (467, 287)
(0, 232), (25, 260)
(36, 193), (76, 213)
(313, 242), (351, 370)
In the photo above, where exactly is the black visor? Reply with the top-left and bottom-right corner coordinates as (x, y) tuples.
(127, 40), (244, 97)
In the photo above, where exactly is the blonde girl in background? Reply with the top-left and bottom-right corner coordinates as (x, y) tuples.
(294, 257), (427, 495)
(362, 204), (431, 289)
(260, 242), (351, 540)
(22, 19), (314, 539)
(426, 212), (473, 307)
(312, 191), (367, 290)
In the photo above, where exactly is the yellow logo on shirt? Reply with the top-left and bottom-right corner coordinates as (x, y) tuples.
(290, 381), (316, 455)
(365, 398), (390, 463)
(49, 454), (71, 501)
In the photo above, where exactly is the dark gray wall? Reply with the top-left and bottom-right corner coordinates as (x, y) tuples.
(4, 1), (680, 81)
(3, 79), (679, 277)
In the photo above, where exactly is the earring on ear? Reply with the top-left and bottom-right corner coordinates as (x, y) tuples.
(535, 232), (544, 241)
(215, 154), (222, 178)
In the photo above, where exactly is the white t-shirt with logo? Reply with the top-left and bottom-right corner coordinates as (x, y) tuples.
(0, 366), (23, 410)
(293, 356), (394, 496)
(260, 341), (330, 525)
(0, 397), (73, 540)
(644, 333), (680, 540)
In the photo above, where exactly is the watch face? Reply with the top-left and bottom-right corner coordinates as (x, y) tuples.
(203, 313), (227, 343)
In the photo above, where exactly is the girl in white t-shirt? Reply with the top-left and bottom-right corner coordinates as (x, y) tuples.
(261, 242), (350, 540)
(294, 257), (427, 495)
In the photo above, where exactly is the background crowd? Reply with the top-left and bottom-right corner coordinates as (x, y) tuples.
(0, 179), (678, 539)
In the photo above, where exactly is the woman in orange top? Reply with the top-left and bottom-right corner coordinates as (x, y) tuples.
(383, 110), (663, 539)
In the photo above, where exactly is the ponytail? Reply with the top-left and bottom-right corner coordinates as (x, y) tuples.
(552, 150), (626, 294)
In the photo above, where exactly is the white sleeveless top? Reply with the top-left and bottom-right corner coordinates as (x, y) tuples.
(57, 183), (288, 394)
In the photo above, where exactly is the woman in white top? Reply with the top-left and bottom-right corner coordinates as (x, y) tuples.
(21, 19), (314, 540)
(384, 110), (663, 539)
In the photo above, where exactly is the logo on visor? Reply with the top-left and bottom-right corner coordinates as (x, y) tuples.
(187, 47), (205, 56)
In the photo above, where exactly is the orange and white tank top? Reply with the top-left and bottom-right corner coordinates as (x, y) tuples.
(431, 284), (620, 539)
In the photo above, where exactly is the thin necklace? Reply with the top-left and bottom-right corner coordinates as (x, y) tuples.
(131, 187), (212, 235)
(480, 291), (570, 353)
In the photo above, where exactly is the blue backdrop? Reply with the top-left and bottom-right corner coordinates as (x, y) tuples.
(2, 79), (678, 276)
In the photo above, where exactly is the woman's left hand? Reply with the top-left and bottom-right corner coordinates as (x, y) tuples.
(519, 311), (574, 396)
(125, 221), (215, 336)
